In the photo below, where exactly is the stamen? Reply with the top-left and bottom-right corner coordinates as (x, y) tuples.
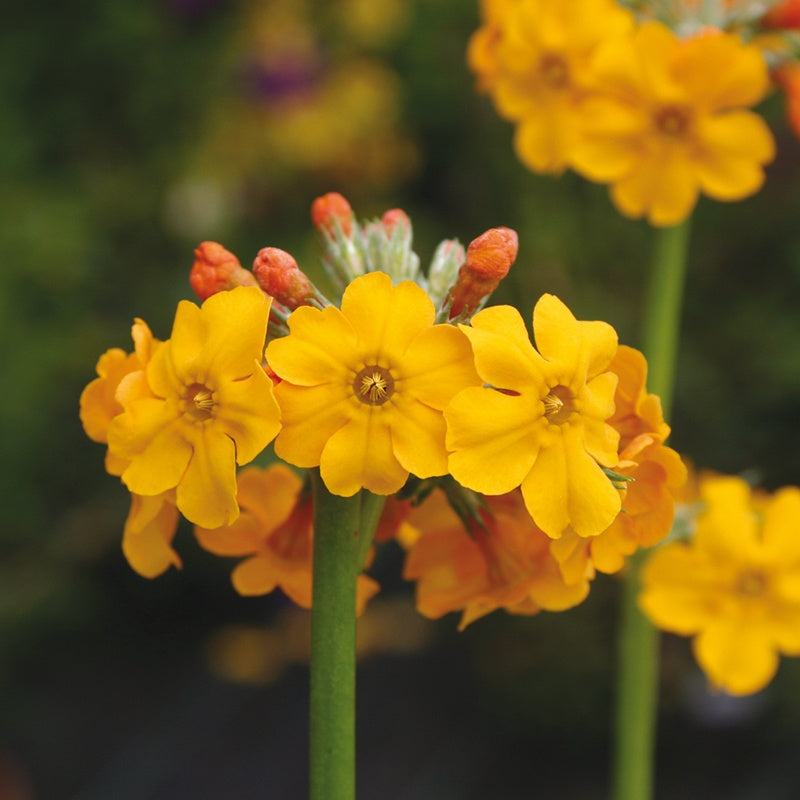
(655, 105), (691, 137)
(183, 382), (216, 421)
(354, 365), (395, 406)
(543, 384), (574, 424)
(540, 54), (569, 89)
(193, 388), (215, 412)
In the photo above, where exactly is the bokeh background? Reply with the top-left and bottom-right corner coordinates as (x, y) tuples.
(3, 1), (800, 798)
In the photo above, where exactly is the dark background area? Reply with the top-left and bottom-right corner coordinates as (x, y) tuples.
(2, 1), (800, 797)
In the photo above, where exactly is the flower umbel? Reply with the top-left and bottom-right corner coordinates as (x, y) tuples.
(266, 271), (480, 496)
(446, 293), (621, 538)
(107, 286), (281, 529)
(640, 476), (800, 695)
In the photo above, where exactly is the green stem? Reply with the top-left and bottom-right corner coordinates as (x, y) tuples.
(308, 471), (384, 800)
(612, 218), (691, 800)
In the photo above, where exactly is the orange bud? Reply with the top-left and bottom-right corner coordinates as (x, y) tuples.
(381, 208), (411, 236)
(252, 247), (315, 309)
(775, 62), (800, 138)
(311, 192), (354, 236)
(189, 242), (257, 301)
(448, 227), (518, 318)
(764, 0), (800, 28)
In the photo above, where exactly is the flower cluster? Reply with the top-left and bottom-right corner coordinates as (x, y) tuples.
(81, 193), (685, 626)
(468, 0), (794, 225)
(640, 475), (800, 695)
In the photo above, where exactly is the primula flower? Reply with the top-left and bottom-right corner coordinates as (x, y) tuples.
(640, 476), (800, 695)
(265, 271), (480, 496)
(446, 294), (621, 539)
(107, 286), (281, 529)
(195, 464), (379, 612)
(470, 0), (634, 173)
(571, 22), (775, 226)
(550, 346), (686, 576)
(80, 320), (182, 578)
(402, 488), (590, 630)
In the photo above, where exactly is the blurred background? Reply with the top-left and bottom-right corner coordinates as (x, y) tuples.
(3, 0), (800, 797)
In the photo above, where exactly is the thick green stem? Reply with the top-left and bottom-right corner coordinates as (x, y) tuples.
(308, 471), (384, 800)
(612, 218), (691, 800)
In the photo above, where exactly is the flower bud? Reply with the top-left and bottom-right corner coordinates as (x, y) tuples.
(252, 247), (317, 309)
(189, 242), (257, 301)
(311, 192), (354, 237)
(381, 208), (411, 237)
(447, 227), (518, 318)
(764, 0), (800, 28)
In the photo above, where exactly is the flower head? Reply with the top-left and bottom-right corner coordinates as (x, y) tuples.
(470, 0), (634, 173)
(640, 476), (800, 695)
(571, 22), (775, 225)
(195, 464), (379, 613)
(107, 286), (281, 528)
(446, 294), (621, 538)
(403, 488), (590, 629)
(266, 271), (480, 496)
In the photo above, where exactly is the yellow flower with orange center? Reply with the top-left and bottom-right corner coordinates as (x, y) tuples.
(107, 286), (281, 529)
(470, 0), (634, 173)
(640, 476), (800, 695)
(265, 271), (480, 497)
(195, 464), (379, 613)
(445, 294), (621, 539)
(571, 22), (775, 226)
(402, 489), (590, 630)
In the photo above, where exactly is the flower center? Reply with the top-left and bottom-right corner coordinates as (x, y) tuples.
(543, 384), (574, 424)
(735, 569), (767, 597)
(184, 382), (217, 422)
(655, 105), (691, 137)
(354, 365), (395, 406)
(539, 53), (569, 89)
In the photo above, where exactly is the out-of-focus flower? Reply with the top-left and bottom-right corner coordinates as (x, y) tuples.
(266, 271), (480, 496)
(640, 476), (800, 695)
(195, 464), (379, 611)
(763, 0), (800, 28)
(446, 294), (621, 539)
(571, 22), (775, 226)
(107, 286), (281, 528)
(774, 62), (800, 138)
(403, 488), (590, 630)
(469, 0), (634, 173)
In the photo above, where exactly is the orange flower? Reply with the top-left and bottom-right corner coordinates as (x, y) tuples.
(195, 464), (379, 613)
(402, 489), (590, 630)
(774, 62), (800, 139)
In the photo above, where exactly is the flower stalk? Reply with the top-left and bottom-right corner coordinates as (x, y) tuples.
(308, 470), (384, 800)
(613, 218), (691, 800)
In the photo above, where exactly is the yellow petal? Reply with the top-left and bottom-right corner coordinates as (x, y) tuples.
(320, 412), (408, 496)
(340, 272), (434, 359)
(694, 112), (774, 201)
(195, 512), (264, 556)
(231, 555), (278, 596)
(266, 305), (357, 386)
(389, 396), (449, 479)
(521, 426), (621, 537)
(176, 430), (239, 528)
(274, 382), (353, 468)
(215, 367), (281, 464)
(446, 387), (542, 495)
(401, 325), (480, 409)
(121, 494), (181, 579)
(460, 307), (547, 393)
(761, 487), (800, 563)
(693, 622), (778, 696)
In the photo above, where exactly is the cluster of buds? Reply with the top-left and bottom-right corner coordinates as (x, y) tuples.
(193, 192), (519, 329)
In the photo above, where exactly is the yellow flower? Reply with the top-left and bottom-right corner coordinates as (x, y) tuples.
(470, 0), (634, 173)
(80, 320), (182, 577)
(640, 476), (800, 695)
(265, 271), (480, 496)
(107, 286), (281, 529)
(571, 22), (775, 226)
(446, 294), (621, 538)
(195, 464), (379, 612)
(402, 488), (590, 630)
(550, 345), (687, 576)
